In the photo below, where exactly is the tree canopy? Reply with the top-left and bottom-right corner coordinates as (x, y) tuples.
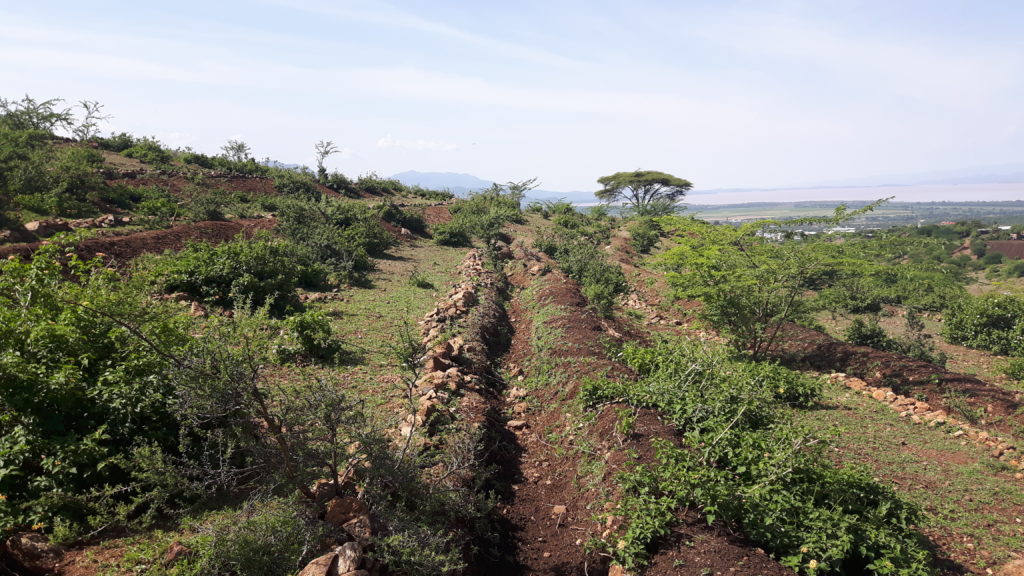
(595, 170), (692, 216)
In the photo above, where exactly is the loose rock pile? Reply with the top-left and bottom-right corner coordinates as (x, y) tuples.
(829, 373), (1024, 478)
(296, 248), (509, 576)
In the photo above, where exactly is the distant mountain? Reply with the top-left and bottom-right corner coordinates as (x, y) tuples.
(391, 171), (493, 196)
(391, 171), (603, 204)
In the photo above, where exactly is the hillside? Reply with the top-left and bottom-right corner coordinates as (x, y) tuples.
(3, 112), (1024, 576)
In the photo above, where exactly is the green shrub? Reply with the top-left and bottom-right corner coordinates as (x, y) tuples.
(943, 293), (1024, 356)
(179, 499), (321, 576)
(142, 233), (320, 315)
(275, 309), (340, 362)
(629, 218), (661, 253)
(584, 339), (930, 575)
(1003, 357), (1024, 381)
(276, 197), (394, 284)
(432, 221), (473, 247)
(0, 244), (190, 533)
(376, 201), (426, 234)
(982, 252), (1004, 266)
(845, 318), (897, 350)
(122, 137), (172, 165)
(272, 169), (321, 201)
(95, 131), (140, 153)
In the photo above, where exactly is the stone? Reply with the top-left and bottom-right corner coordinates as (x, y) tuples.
(551, 504), (567, 516)
(608, 564), (628, 576)
(507, 420), (528, 430)
(871, 389), (887, 401)
(336, 541), (363, 573)
(424, 354), (451, 373)
(996, 558), (1024, 576)
(297, 551), (338, 576)
(343, 514), (373, 544)
(325, 496), (370, 529)
(163, 541), (194, 567)
(2, 533), (62, 576)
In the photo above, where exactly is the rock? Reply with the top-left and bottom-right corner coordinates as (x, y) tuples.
(997, 558), (1024, 576)
(424, 354), (451, 373)
(871, 389), (887, 401)
(163, 541), (194, 567)
(297, 550), (338, 576)
(343, 514), (373, 544)
(1, 532), (62, 575)
(551, 504), (567, 516)
(336, 541), (363, 573)
(189, 301), (207, 317)
(508, 386), (527, 399)
(608, 564), (628, 576)
(507, 419), (528, 430)
(326, 496), (369, 529)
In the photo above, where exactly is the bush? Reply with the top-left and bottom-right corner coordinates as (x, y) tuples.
(276, 197), (394, 284)
(376, 201), (426, 234)
(583, 339), (930, 575)
(142, 233), (320, 315)
(432, 221), (473, 247)
(122, 137), (172, 165)
(95, 131), (140, 153)
(982, 251), (1004, 266)
(272, 169), (321, 201)
(845, 318), (897, 350)
(629, 218), (661, 253)
(179, 499), (322, 576)
(943, 293), (1024, 356)
(275, 309), (341, 362)
(0, 244), (190, 533)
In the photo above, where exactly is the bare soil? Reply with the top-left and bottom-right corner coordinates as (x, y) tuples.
(0, 218), (276, 265)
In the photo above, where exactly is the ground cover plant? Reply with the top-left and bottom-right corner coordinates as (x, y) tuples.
(582, 338), (934, 575)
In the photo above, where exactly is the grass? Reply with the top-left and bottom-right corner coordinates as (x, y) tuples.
(790, 377), (1024, 570)
(320, 239), (469, 403)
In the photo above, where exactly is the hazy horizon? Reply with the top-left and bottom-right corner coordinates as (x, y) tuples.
(3, 1), (1023, 195)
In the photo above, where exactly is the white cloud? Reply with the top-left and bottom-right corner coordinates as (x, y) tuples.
(376, 134), (457, 152)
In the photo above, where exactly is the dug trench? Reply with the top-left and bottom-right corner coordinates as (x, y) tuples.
(475, 244), (793, 575)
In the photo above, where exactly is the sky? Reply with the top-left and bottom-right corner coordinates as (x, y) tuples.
(2, 1), (1023, 195)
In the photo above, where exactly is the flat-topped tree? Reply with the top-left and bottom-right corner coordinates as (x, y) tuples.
(596, 170), (692, 216)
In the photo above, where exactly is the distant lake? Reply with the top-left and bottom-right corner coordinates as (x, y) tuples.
(688, 182), (1024, 205)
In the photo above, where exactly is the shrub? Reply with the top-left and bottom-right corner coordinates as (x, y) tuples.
(629, 218), (661, 253)
(276, 197), (394, 284)
(376, 201), (426, 234)
(583, 339), (930, 575)
(179, 499), (322, 576)
(943, 293), (1024, 356)
(272, 169), (321, 201)
(0, 244), (190, 533)
(982, 252), (1004, 266)
(845, 317), (897, 350)
(432, 221), (473, 247)
(275, 309), (340, 362)
(94, 131), (139, 153)
(142, 233), (319, 315)
(122, 137), (172, 165)
(1003, 357), (1024, 381)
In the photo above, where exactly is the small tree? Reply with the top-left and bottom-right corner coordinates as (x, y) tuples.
(221, 139), (252, 163)
(313, 139), (339, 181)
(0, 95), (74, 133)
(659, 201), (885, 360)
(72, 100), (111, 141)
(596, 170), (692, 216)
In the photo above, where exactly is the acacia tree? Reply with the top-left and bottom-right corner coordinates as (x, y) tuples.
(595, 170), (692, 216)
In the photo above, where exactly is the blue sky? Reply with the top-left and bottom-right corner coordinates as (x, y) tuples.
(2, 1), (1023, 193)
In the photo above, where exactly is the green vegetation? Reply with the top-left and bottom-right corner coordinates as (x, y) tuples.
(583, 339), (932, 575)
(943, 293), (1024, 356)
(595, 170), (692, 216)
(432, 180), (531, 246)
(534, 203), (627, 316)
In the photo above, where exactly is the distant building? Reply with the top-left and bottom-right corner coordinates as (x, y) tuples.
(939, 221), (956, 226)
